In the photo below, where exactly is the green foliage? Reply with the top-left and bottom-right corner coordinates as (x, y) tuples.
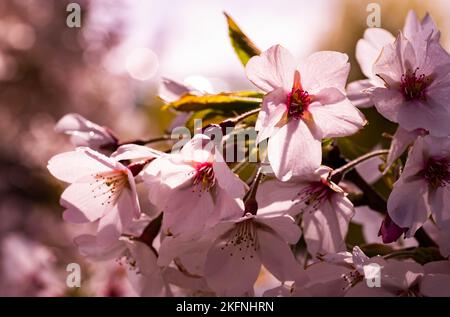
(224, 12), (261, 65)
(163, 91), (262, 112)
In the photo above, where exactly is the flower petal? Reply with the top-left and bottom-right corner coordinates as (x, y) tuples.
(255, 87), (288, 143)
(268, 120), (321, 181)
(256, 215), (301, 245)
(385, 127), (420, 169)
(303, 194), (354, 256)
(298, 51), (350, 93)
(245, 44), (295, 92)
(204, 228), (262, 296)
(370, 87), (405, 123)
(356, 28), (394, 79)
(309, 91), (367, 139)
(47, 148), (113, 183)
(346, 79), (375, 108)
(387, 177), (429, 237)
(258, 229), (303, 282)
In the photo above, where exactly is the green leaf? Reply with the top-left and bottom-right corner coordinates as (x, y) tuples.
(224, 12), (261, 65)
(163, 91), (263, 113)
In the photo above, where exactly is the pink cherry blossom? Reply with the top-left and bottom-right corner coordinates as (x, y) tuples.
(245, 45), (366, 181)
(256, 166), (355, 256)
(369, 31), (450, 137)
(268, 246), (383, 297)
(55, 113), (118, 152)
(388, 135), (450, 237)
(143, 134), (247, 235)
(348, 10), (440, 108)
(47, 147), (153, 247)
(204, 212), (303, 296)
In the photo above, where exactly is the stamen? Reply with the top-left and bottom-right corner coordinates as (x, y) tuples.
(292, 182), (331, 214)
(191, 162), (216, 193)
(423, 157), (450, 189)
(89, 170), (128, 206)
(400, 68), (429, 101)
(286, 70), (311, 120)
(220, 219), (258, 261)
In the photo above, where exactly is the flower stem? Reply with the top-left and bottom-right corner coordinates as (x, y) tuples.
(330, 149), (389, 183)
(243, 166), (265, 215)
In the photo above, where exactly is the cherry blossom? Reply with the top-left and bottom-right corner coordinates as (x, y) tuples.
(143, 134), (247, 235)
(55, 113), (118, 152)
(388, 135), (450, 237)
(348, 10), (440, 108)
(369, 30), (450, 137)
(204, 212), (303, 296)
(47, 147), (153, 247)
(256, 166), (355, 256)
(246, 45), (366, 180)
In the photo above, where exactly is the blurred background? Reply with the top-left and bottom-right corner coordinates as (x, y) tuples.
(0, 0), (449, 296)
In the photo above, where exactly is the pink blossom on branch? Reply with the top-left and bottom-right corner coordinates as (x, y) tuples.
(245, 45), (366, 181)
(256, 166), (355, 256)
(143, 134), (247, 236)
(47, 147), (158, 248)
(388, 135), (450, 237)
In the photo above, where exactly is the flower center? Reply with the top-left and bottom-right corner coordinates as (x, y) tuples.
(293, 182), (332, 214)
(286, 70), (311, 120)
(424, 157), (450, 189)
(221, 219), (258, 261)
(400, 68), (429, 101)
(192, 162), (216, 192)
(90, 170), (128, 206)
(287, 89), (311, 120)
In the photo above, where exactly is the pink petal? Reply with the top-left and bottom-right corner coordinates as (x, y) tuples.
(111, 144), (163, 161)
(180, 134), (215, 163)
(204, 230), (262, 296)
(146, 156), (195, 189)
(303, 194), (354, 256)
(256, 179), (300, 216)
(295, 262), (350, 296)
(387, 177), (429, 237)
(268, 120), (321, 181)
(370, 87), (404, 123)
(356, 28), (395, 79)
(429, 186), (450, 231)
(245, 44), (295, 92)
(255, 87), (288, 143)
(158, 77), (190, 102)
(124, 240), (159, 276)
(74, 234), (126, 261)
(258, 229), (303, 282)
(47, 149), (112, 183)
(55, 113), (116, 149)
(256, 215), (301, 244)
(386, 127), (420, 169)
(297, 51), (350, 94)
(60, 183), (109, 222)
(346, 79), (375, 108)
(213, 151), (247, 199)
(309, 90), (367, 139)
(397, 99), (450, 138)
(162, 186), (214, 235)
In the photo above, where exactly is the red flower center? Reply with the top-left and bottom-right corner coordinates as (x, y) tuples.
(286, 70), (311, 120)
(400, 68), (429, 101)
(192, 162), (216, 192)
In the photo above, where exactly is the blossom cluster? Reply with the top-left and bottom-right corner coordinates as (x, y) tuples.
(48, 10), (450, 296)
